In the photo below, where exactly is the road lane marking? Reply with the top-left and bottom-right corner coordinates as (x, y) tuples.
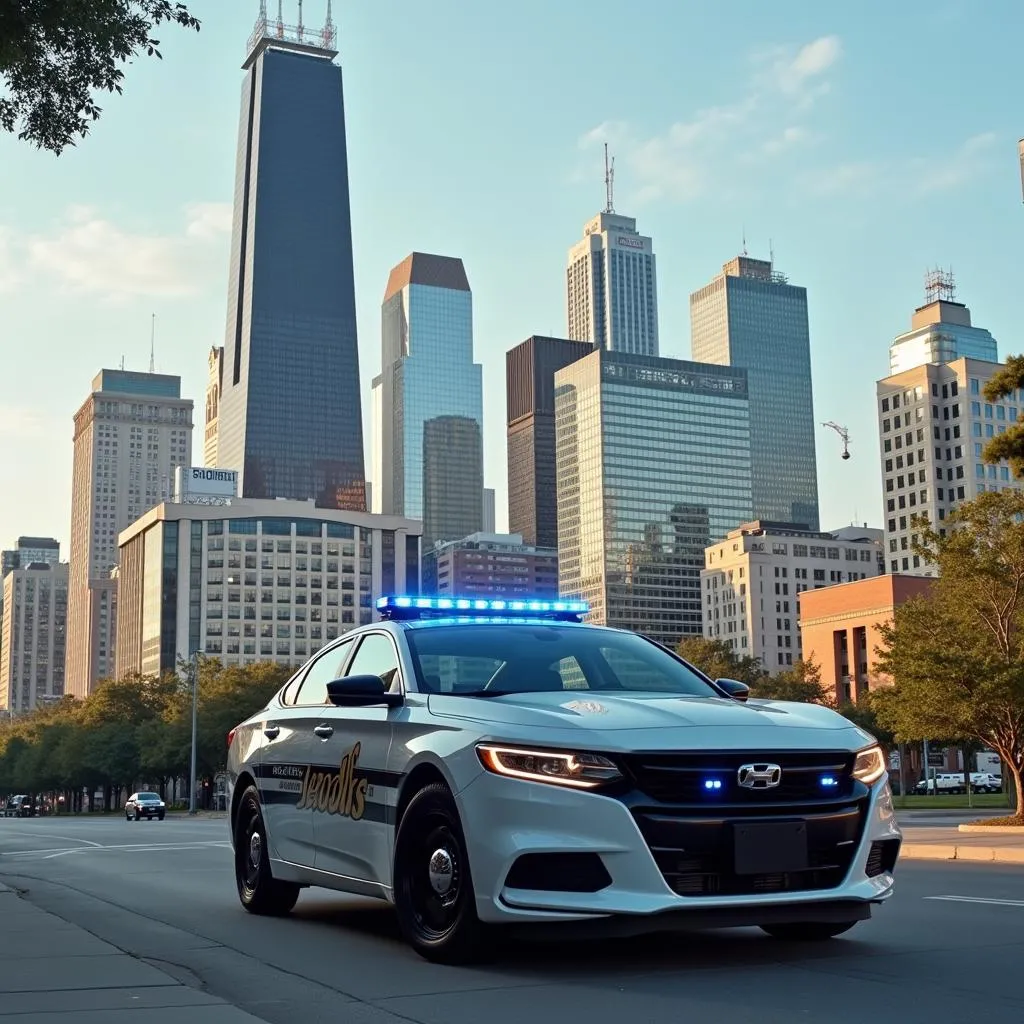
(925, 895), (1024, 907)
(1, 841), (231, 859)
(0, 830), (102, 847)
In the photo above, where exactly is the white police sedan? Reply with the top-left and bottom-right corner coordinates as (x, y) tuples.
(225, 596), (901, 963)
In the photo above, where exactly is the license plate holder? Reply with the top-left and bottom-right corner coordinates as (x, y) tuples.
(734, 821), (809, 875)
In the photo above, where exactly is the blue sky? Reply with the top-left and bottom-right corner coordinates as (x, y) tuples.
(1, 0), (1022, 552)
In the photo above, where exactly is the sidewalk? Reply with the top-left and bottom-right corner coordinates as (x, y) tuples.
(0, 882), (266, 1023)
(901, 826), (1024, 864)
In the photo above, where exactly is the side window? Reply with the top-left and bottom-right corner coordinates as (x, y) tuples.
(293, 639), (355, 705)
(346, 633), (402, 692)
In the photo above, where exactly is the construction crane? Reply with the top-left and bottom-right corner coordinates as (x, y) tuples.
(823, 421), (851, 460)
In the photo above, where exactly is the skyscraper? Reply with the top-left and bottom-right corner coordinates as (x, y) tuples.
(567, 210), (659, 356)
(374, 253), (484, 554)
(555, 350), (752, 645)
(204, 346), (223, 467)
(888, 272), (998, 374)
(66, 370), (193, 695)
(690, 254), (820, 530)
(506, 335), (593, 548)
(216, 5), (365, 510)
(1, 537), (60, 659)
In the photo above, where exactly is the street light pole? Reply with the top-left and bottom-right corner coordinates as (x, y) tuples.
(188, 651), (199, 816)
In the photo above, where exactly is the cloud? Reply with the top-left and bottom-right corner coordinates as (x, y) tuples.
(0, 405), (46, 439)
(2, 202), (232, 302)
(577, 35), (842, 205)
(0, 227), (23, 293)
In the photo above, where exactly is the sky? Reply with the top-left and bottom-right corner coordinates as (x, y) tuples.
(1, 0), (1022, 555)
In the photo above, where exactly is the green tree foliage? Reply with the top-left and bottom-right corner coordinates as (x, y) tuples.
(874, 490), (1024, 819)
(0, 1), (200, 154)
(982, 355), (1024, 478)
(749, 659), (833, 706)
(0, 659), (290, 806)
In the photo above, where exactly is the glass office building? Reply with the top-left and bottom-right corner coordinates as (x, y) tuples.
(888, 297), (997, 375)
(690, 255), (819, 530)
(216, 18), (365, 510)
(375, 253), (484, 554)
(555, 350), (752, 645)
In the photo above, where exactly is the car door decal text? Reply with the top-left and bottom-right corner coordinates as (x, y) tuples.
(296, 742), (367, 819)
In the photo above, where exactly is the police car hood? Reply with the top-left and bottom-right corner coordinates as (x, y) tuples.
(428, 691), (863, 744)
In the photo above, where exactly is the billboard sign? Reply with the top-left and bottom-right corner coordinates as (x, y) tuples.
(175, 466), (238, 501)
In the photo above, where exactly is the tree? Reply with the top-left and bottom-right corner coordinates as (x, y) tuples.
(676, 637), (763, 686)
(874, 491), (1024, 819)
(982, 355), (1024, 477)
(0, 1), (200, 154)
(750, 658), (832, 706)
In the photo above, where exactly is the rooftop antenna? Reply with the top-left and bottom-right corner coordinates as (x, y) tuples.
(604, 142), (615, 214)
(324, 0), (336, 47)
(297, 0), (304, 40)
(149, 313), (156, 374)
(924, 266), (956, 304)
(741, 227), (747, 256)
(769, 237), (775, 266)
(276, 0), (283, 36)
(120, 354), (125, 371)
(823, 421), (851, 461)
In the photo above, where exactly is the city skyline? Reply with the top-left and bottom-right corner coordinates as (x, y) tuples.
(1, 1), (1023, 550)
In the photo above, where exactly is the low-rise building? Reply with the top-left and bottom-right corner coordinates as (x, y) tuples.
(116, 499), (421, 676)
(798, 574), (934, 704)
(433, 532), (558, 598)
(702, 521), (884, 672)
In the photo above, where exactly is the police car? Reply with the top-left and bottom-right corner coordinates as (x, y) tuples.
(225, 596), (901, 963)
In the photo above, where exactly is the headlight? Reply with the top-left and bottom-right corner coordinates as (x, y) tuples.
(476, 744), (622, 789)
(852, 744), (886, 785)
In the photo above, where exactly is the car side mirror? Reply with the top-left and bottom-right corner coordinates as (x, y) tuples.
(326, 674), (403, 708)
(717, 678), (750, 702)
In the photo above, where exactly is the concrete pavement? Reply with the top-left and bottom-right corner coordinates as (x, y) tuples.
(900, 825), (1024, 863)
(0, 878), (269, 1022)
(1, 815), (1024, 1023)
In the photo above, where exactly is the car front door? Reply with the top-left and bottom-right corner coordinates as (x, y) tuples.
(312, 631), (402, 886)
(258, 638), (356, 868)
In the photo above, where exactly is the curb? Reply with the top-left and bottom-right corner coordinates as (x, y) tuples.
(902, 844), (1024, 864)
(957, 825), (1024, 834)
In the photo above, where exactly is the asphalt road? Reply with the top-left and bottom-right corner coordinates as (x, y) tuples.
(0, 816), (1022, 1024)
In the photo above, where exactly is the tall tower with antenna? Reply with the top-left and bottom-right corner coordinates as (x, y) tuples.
(566, 141), (660, 355)
(221, 1), (366, 509)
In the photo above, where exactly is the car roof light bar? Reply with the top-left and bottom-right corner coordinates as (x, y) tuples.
(375, 595), (590, 622)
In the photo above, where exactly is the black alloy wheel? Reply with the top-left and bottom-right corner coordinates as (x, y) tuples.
(393, 782), (490, 964)
(760, 921), (859, 941)
(233, 784), (299, 916)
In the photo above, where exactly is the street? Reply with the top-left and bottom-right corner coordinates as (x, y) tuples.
(0, 816), (1021, 1024)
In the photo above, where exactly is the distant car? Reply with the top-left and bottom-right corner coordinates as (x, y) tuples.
(3, 796), (32, 818)
(125, 792), (166, 821)
(970, 772), (1002, 794)
(227, 594), (901, 964)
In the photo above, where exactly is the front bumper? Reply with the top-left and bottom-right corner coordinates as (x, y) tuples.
(456, 769), (901, 926)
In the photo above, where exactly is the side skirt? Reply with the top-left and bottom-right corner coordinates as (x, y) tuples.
(269, 857), (395, 904)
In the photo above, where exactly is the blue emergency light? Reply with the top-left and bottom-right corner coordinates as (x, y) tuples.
(375, 594), (590, 622)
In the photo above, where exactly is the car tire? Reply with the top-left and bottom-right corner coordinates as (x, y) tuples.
(760, 921), (859, 941)
(233, 784), (299, 916)
(158, 812), (165, 821)
(393, 782), (491, 965)
(126, 811), (131, 821)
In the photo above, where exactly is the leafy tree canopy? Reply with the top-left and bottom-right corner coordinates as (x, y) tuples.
(982, 355), (1024, 478)
(0, 1), (200, 154)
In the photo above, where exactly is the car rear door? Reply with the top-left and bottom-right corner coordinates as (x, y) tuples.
(258, 638), (356, 868)
(312, 631), (402, 885)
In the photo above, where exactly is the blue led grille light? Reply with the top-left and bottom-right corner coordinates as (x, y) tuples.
(702, 779), (723, 791)
(375, 595), (590, 622)
(820, 775), (839, 788)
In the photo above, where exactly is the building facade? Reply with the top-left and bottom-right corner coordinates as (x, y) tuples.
(799, 574), (934, 704)
(567, 212), (658, 356)
(877, 356), (1023, 576)
(702, 521), (884, 673)
(889, 294), (997, 375)
(204, 346), (223, 467)
(67, 370), (192, 695)
(375, 252), (484, 552)
(215, 12), (365, 510)
(433, 532), (558, 599)
(1, 537), (60, 642)
(483, 488), (495, 534)
(690, 255), (820, 530)
(116, 499), (421, 678)
(506, 336), (593, 548)
(1, 562), (69, 714)
(555, 350), (752, 645)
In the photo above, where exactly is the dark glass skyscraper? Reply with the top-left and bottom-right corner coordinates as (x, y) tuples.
(690, 255), (819, 530)
(216, 10), (365, 510)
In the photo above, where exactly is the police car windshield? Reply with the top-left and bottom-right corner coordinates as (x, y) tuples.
(405, 624), (719, 697)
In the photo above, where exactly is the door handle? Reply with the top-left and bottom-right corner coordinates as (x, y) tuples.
(313, 724), (334, 739)
(263, 724), (280, 740)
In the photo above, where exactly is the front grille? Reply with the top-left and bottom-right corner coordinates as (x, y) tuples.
(632, 801), (867, 897)
(619, 749), (856, 805)
(865, 838), (900, 877)
(504, 853), (612, 892)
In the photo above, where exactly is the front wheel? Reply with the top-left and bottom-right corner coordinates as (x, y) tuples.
(233, 784), (299, 916)
(760, 921), (859, 941)
(393, 782), (490, 964)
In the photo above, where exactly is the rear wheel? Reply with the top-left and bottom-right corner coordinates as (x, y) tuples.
(393, 782), (490, 964)
(760, 921), (859, 941)
(233, 784), (299, 916)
